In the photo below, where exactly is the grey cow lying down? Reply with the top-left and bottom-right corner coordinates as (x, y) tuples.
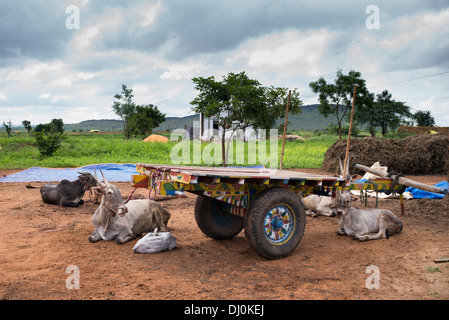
(88, 171), (171, 244)
(27, 172), (97, 207)
(336, 190), (403, 241)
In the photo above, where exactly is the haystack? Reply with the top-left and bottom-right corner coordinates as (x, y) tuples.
(322, 133), (449, 176)
(142, 134), (169, 143)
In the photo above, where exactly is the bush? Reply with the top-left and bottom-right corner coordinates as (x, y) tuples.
(326, 123), (360, 136)
(34, 131), (65, 158)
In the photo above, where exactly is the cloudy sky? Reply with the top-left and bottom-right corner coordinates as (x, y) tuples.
(1, 0), (449, 127)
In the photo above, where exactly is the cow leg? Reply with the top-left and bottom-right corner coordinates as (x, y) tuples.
(115, 233), (136, 244)
(305, 210), (318, 217)
(336, 227), (346, 236)
(61, 200), (81, 207)
(154, 212), (168, 232)
(317, 209), (336, 217)
(383, 212), (403, 237)
(353, 232), (384, 241)
(88, 230), (102, 242)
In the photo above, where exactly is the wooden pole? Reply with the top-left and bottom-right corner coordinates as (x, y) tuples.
(280, 90), (291, 170)
(342, 84), (357, 179)
(434, 258), (449, 263)
(355, 164), (448, 195)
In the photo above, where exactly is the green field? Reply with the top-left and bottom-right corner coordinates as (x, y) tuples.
(0, 132), (337, 170)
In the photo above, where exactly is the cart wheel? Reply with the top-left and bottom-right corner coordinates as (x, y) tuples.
(244, 188), (306, 259)
(194, 195), (244, 240)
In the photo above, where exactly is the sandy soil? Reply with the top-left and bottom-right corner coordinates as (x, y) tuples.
(0, 168), (448, 300)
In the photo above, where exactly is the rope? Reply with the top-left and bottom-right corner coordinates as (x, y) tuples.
(85, 185), (96, 203)
(124, 187), (137, 204)
(148, 169), (161, 200)
(385, 171), (405, 195)
(360, 179), (379, 208)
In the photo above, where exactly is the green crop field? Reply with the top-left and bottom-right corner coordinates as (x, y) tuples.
(0, 132), (338, 170)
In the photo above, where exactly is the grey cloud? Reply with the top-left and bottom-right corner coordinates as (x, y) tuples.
(90, 0), (371, 61)
(0, 1), (74, 65)
(2, 0), (447, 67)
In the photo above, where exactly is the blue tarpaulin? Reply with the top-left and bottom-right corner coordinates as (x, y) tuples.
(354, 178), (448, 199)
(0, 163), (137, 183)
(405, 181), (449, 199)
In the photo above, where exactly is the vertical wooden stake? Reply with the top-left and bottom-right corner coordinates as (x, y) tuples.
(280, 90), (291, 170)
(342, 84), (357, 180)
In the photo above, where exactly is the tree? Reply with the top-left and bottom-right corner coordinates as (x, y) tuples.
(3, 121), (12, 137)
(112, 84), (136, 141)
(355, 90), (412, 136)
(413, 110), (435, 127)
(49, 118), (64, 134)
(22, 120), (32, 135)
(129, 104), (166, 136)
(309, 69), (373, 140)
(34, 118), (64, 134)
(190, 71), (302, 166)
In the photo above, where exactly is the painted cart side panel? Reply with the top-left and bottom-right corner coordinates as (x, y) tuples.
(131, 164), (406, 218)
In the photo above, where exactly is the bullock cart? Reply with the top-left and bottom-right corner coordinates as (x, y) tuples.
(130, 164), (439, 259)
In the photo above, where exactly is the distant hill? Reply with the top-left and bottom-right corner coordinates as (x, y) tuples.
(155, 114), (199, 131)
(62, 105), (342, 132)
(64, 119), (123, 132)
(274, 104), (339, 131)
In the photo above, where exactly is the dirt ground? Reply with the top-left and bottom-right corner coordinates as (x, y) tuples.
(0, 168), (448, 300)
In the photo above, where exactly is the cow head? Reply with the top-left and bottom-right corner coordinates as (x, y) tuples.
(77, 172), (98, 189)
(336, 190), (358, 216)
(94, 170), (128, 217)
(339, 190), (352, 207)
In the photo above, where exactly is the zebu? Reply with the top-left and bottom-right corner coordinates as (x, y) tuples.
(88, 170), (171, 244)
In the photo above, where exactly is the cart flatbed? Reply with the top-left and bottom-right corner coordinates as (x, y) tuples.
(135, 163), (345, 184)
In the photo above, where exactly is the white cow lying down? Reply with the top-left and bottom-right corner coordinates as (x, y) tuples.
(301, 194), (337, 217)
(88, 171), (171, 244)
(337, 190), (403, 241)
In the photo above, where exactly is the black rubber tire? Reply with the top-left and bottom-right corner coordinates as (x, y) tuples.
(244, 188), (306, 259)
(194, 195), (244, 240)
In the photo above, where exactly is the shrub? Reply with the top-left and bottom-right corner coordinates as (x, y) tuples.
(34, 131), (65, 158)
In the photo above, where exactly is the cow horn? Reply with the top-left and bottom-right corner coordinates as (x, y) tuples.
(99, 169), (110, 186)
(345, 156), (351, 180)
(339, 156), (344, 177)
(94, 169), (106, 187)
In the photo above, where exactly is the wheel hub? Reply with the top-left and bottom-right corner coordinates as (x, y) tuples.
(263, 204), (294, 244)
(271, 215), (284, 231)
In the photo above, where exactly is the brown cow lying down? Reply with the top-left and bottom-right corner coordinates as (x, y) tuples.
(88, 170), (171, 244)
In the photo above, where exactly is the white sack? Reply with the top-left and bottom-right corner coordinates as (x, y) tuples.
(133, 229), (177, 254)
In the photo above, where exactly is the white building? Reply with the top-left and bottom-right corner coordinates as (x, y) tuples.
(198, 113), (260, 142)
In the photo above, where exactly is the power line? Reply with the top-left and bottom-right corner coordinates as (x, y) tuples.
(369, 70), (449, 88)
(300, 70), (449, 99)
(398, 96), (449, 100)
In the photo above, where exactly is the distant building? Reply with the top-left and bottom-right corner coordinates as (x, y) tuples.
(198, 113), (260, 142)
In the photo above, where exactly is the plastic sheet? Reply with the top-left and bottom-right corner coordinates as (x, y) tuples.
(0, 163), (136, 182)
